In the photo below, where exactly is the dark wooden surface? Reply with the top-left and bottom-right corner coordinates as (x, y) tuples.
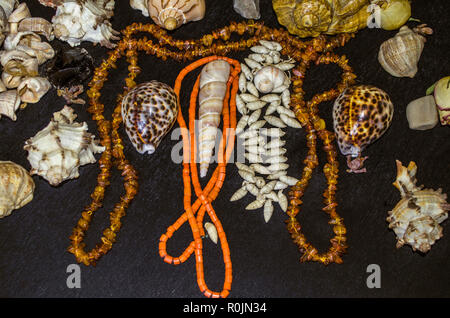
(0, 0), (449, 298)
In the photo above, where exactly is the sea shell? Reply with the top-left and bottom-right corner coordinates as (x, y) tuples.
(253, 65), (287, 94)
(332, 85), (394, 172)
(272, 0), (409, 38)
(52, 0), (120, 48)
(0, 161), (35, 218)
(433, 76), (450, 125)
(387, 160), (450, 253)
(204, 222), (218, 244)
(121, 81), (178, 155)
(378, 25), (431, 78)
(44, 46), (94, 90)
(0, 0), (19, 17)
(17, 76), (51, 103)
(132, 0), (206, 30)
(7, 2), (31, 33)
(24, 106), (105, 186)
(18, 17), (54, 41)
(0, 89), (21, 120)
(198, 59), (230, 177)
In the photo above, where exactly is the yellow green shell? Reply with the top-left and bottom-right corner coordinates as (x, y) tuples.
(272, 0), (371, 37)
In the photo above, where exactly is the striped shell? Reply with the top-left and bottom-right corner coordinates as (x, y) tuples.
(332, 85), (394, 158)
(121, 81), (178, 154)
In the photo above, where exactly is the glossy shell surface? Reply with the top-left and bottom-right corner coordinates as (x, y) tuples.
(121, 81), (178, 154)
(332, 85), (394, 157)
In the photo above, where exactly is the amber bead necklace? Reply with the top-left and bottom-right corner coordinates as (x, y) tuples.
(67, 20), (356, 295)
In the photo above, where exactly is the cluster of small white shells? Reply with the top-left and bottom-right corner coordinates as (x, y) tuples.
(0, 1), (54, 121)
(231, 39), (301, 223)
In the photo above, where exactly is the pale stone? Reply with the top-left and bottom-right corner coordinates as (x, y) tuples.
(233, 0), (260, 19)
(406, 95), (439, 130)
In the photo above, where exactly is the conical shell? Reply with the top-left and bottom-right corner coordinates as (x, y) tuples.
(0, 161), (35, 218)
(147, 0), (206, 30)
(24, 106), (105, 186)
(198, 60), (230, 178)
(378, 26), (426, 78)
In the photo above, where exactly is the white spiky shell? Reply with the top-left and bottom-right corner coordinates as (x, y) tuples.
(52, 0), (119, 48)
(24, 106), (105, 186)
(0, 160), (35, 218)
(387, 160), (450, 253)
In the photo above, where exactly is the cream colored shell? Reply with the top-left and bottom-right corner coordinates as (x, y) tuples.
(131, 0), (206, 30)
(378, 26), (426, 78)
(24, 106), (105, 186)
(0, 160), (35, 218)
(387, 160), (450, 253)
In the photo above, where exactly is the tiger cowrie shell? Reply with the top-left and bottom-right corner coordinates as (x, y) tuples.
(280, 113), (302, 128)
(264, 115), (287, 128)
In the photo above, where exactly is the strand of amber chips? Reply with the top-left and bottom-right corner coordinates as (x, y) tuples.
(67, 20), (356, 295)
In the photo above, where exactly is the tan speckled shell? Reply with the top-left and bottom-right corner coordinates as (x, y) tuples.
(378, 26), (426, 78)
(0, 161), (35, 218)
(121, 81), (178, 154)
(272, 0), (370, 37)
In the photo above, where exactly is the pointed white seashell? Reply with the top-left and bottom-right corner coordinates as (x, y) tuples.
(274, 181), (288, 190)
(236, 162), (253, 173)
(260, 94), (281, 103)
(274, 62), (295, 71)
(246, 183), (260, 196)
(270, 51), (281, 64)
(279, 175), (299, 186)
(260, 127), (285, 138)
(264, 200), (274, 223)
(246, 198), (265, 210)
(267, 170), (287, 180)
(238, 72), (247, 93)
(267, 163), (289, 172)
(276, 105), (295, 118)
(280, 113), (302, 128)
(236, 115), (249, 135)
(238, 129), (258, 139)
(23, 106), (105, 186)
(250, 163), (271, 175)
(247, 81), (259, 97)
(248, 53), (265, 63)
(243, 135), (264, 146)
(235, 94), (248, 115)
(265, 155), (288, 164)
(250, 45), (270, 54)
(198, 60), (230, 178)
(230, 185), (248, 201)
(258, 40), (282, 51)
(238, 169), (256, 183)
(260, 180), (277, 194)
(264, 115), (287, 128)
(247, 109), (261, 126)
(246, 145), (265, 156)
(265, 147), (287, 157)
(244, 57), (262, 70)
(247, 101), (266, 111)
(255, 177), (266, 188)
(265, 191), (279, 202)
(240, 63), (253, 80)
(0, 90), (21, 121)
(272, 84), (289, 94)
(277, 190), (288, 212)
(239, 93), (259, 102)
(204, 222), (218, 244)
(17, 76), (51, 103)
(265, 138), (286, 149)
(244, 152), (263, 163)
(265, 100), (280, 116)
(281, 89), (291, 107)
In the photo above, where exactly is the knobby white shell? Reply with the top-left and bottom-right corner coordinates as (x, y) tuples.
(24, 106), (105, 186)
